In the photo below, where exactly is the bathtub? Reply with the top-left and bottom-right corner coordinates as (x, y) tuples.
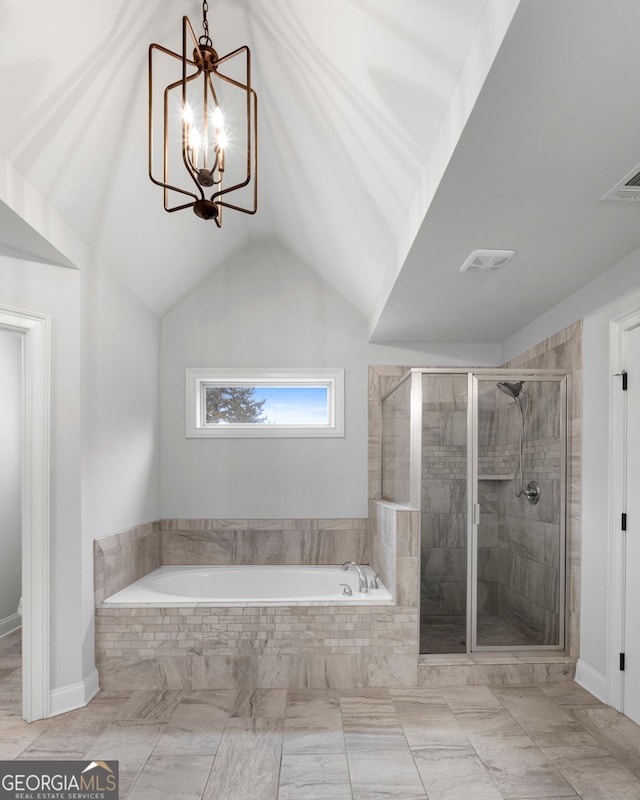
(102, 564), (393, 606)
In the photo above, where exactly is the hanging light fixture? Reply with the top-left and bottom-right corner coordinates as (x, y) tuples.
(148, 1), (257, 224)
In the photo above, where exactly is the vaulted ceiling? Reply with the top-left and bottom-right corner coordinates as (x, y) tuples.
(1, 0), (639, 342)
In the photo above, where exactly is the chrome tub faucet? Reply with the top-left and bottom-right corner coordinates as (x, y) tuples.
(341, 561), (368, 593)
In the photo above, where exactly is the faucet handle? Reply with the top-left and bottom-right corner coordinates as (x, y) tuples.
(369, 573), (379, 589)
(339, 583), (353, 596)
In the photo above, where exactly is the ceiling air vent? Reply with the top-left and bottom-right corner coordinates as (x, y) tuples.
(459, 249), (515, 273)
(602, 164), (640, 202)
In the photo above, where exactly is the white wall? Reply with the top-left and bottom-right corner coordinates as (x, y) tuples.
(161, 242), (500, 519)
(80, 261), (161, 676)
(502, 247), (640, 692)
(0, 329), (21, 634)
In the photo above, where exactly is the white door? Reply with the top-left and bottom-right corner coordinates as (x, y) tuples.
(623, 323), (640, 723)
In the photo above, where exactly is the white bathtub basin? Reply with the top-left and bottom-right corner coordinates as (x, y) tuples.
(102, 564), (393, 606)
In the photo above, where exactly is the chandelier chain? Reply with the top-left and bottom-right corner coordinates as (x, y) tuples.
(200, 0), (212, 47)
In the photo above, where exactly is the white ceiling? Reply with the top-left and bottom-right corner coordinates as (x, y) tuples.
(1, 0), (639, 342)
(371, 0), (640, 342)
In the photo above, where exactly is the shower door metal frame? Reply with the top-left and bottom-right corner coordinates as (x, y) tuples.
(410, 368), (568, 655)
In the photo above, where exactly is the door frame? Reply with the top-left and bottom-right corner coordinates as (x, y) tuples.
(0, 304), (50, 722)
(608, 305), (640, 712)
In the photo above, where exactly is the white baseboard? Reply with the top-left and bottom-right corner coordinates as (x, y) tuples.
(575, 659), (607, 703)
(49, 669), (100, 718)
(0, 613), (21, 639)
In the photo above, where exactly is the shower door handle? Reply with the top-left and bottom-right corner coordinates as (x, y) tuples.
(473, 503), (481, 525)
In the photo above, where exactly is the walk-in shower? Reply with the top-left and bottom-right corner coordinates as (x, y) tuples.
(380, 369), (567, 654)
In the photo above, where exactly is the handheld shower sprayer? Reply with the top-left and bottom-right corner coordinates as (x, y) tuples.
(496, 380), (540, 504)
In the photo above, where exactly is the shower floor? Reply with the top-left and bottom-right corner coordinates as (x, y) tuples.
(420, 613), (536, 653)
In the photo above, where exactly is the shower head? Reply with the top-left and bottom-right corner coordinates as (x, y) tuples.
(496, 380), (525, 399)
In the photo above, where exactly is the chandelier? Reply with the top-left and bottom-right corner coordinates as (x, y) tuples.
(148, 1), (257, 224)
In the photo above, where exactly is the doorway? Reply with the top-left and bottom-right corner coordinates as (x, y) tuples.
(0, 305), (51, 721)
(0, 329), (22, 702)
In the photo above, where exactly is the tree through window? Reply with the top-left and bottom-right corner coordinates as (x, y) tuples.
(205, 387), (268, 424)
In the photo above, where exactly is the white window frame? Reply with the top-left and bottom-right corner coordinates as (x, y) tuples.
(186, 368), (345, 438)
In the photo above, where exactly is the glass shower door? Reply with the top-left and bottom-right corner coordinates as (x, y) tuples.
(420, 373), (469, 654)
(472, 376), (566, 649)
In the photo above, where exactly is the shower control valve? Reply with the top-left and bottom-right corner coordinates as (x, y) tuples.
(524, 481), (540, 505)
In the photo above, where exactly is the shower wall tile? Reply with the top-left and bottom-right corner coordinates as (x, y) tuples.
(501, 320), (582, 656)
(422, 548), (467, 581)
(422, 479), (466, 514)
(420, 513), (440, 548)
(478, 513), (498, 548)
(423, 411), (467, 447)
(439, 513), (467, 548)
(477, 548), (498, 583)
(499, 551), (559, 613)
(381, 372), (412, 504)
(478, 410), (497, 447)
(500, 479), (560, 525)
(477, 581), (497, 615)
(500, 586), (558, 646)
(368, 366), (409, 500)
(498, 517), (560, 568)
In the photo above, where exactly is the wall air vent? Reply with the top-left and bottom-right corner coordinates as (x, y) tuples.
(459, 249), (515, 273)
(602, 164), (640, 201)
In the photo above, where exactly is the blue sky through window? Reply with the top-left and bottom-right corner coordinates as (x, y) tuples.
(253, 386), (329, 425)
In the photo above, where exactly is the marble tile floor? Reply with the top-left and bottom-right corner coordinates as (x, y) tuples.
(2, 641), (640, 799)
(421, 613), (537, 654)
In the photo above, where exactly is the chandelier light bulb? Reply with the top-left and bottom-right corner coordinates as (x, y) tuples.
(211, 106), (224, 129)
(188, 127), (202, 150)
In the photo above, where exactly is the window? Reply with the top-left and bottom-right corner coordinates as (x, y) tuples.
(186, 368), (345, 438)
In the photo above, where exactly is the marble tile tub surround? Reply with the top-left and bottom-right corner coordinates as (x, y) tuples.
(95, 512), (420, 690)
(94, 521), (161, 607)
(95, 518), (368, 606)
(367, 499), (419, 607)
(161, 518), (367, 567)
(96, 604), (419, 690)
